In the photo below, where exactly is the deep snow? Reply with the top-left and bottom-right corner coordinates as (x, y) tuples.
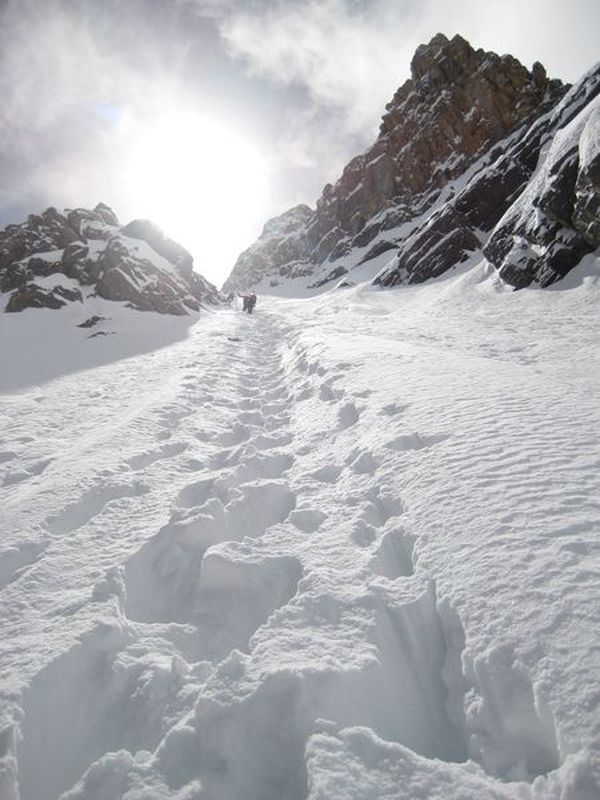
(1, 254), (600, 799)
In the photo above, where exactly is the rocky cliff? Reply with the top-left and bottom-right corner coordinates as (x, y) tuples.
(225, 205), (314, 292)
(0, 204), (219, 314)
(225, 34), (600, 294)
(480, 74), (600, 288)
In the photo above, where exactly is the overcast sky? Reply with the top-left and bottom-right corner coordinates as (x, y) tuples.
(1, 0), (599, 285)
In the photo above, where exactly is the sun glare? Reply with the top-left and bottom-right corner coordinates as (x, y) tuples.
(124, 112), (269, 285)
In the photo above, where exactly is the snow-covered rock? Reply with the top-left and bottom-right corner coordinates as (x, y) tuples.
(376, 64), (600, 289)
(224, 33), (568, 295)
(223, 205), (313, 294)
(482, 71), (600, 287)
(0, 205), (219, 315)
(225, 35), (600, 295)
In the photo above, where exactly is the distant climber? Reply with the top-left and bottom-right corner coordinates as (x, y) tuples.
(242, 293), (257, 314)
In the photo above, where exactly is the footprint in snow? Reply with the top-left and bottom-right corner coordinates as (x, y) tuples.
(218, 423), (251, 447)
(337, 402), (360, 430)
(209, 448), (243, 470)
(359, 489), (404, 528)
(320, 383), (343, 402)
(308, 464), (343, 484)
(351, 519), (378, 547)
(289, 508), (327, 533)
(237, 398), (259, 411)
(177, 477), (215, 508)
(348, 450), (378, 475)
(369, 529), (415, 579)
(233, 452), (294, 482)
(226, 481), (296, 539)
(3, 469), (32, 486)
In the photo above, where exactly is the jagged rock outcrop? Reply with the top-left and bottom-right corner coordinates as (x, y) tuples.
(120, 219), (194, 277)
(312, 34), (563, 255)
(0, 204), (219, 314)
(481, 76), (600, 287)
(225, 33), (570, 293)
(376, 62), (600, 288)
(223, 205), (313, 293)
(5, 283), (83, 312)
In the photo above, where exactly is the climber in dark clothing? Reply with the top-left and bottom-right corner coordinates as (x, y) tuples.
(242, 293), (257, 314)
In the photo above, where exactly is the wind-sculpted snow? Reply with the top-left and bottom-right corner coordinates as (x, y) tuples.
(1, 258), (600, 798)
(0, 292), (200, 392)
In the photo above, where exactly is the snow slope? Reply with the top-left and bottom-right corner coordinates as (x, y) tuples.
(1, 253), (600, 799)
(0, 286), (199, 392)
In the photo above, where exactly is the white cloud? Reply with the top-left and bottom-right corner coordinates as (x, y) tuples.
(215, 0), (600, 140)
(199, 0), (600, 229)
(219, 0), (416, 138)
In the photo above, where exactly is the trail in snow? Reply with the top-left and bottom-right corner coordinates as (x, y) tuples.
(1, 258), (600, 799)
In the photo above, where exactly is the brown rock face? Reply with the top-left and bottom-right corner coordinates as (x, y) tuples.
(309, 34), (564, 260)
(225, 33), (566, 292)
(0, 207), (78, 271)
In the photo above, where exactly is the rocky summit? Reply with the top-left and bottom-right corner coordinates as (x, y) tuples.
(0, 204), (219, 315)
(224, 33), (600, 294)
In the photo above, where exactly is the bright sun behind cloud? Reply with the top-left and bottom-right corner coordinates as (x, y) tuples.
(124, 112), (269, 286)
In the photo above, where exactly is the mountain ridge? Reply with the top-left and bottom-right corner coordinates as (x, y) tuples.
(224, 33), (600, 294)
(0, 204), (219, 315)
